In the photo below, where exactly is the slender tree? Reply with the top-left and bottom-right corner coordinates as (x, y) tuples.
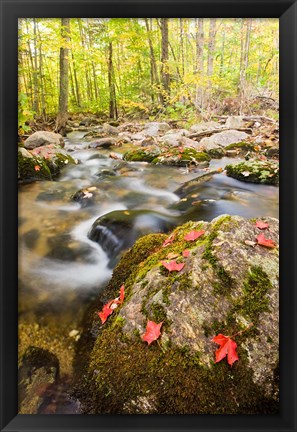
(56, 18), (70, 136)
(160, 18), (170, 104)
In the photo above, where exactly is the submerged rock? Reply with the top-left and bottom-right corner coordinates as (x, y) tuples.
(88, 209), (176, 265)
(79, 215), (279, 414)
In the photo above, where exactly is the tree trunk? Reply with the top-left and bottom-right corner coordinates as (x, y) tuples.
(207, 19), (216, 77)
(239, 19), (252, 111)
(32, 18), (39, 115)
(195, 18), (204, 107)
(160, 18), (170, 105)
(71, 51), (81, 107)
(56, 18), (70, 136)
(108, 41), (117, 119)
(179, 18), (185, 77)
(145, 18), (160, 103)
(37, 22), (46, 119)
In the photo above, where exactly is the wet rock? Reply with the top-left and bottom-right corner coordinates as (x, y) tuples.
(83, 215), (279, 414)
(96, 169), (117, 178)
(140, 137), (157, 147)
(89, 137), (117, 149)
(18, 346), (59, 414)
(226, 159), (279, 185)
(36, 189), (65, 202)
(24, 131), (65, 149)
(22, 229), (40, 249)
(88, 209), (175, 265)
(72, 186), (102, 208)
(266, 147), (279, 159)
(123, 146), (161, 162)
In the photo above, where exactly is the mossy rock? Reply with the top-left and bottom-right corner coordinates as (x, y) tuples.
(78, 215), (279, 414)
(226, 159), (279, 185)
(224, 141), (255, 152)
(18, 145), (76, 182)
(123, 147), (161, 162)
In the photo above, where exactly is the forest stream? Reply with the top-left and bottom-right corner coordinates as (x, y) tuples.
(18, 130), (279, 414)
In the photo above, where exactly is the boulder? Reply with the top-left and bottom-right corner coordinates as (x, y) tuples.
(89, 138), (117, 149)
(80, 215), (279, 414)
(143, 122), (170, 136)
(226, 159), (279, 185)
(200, 130), (249, 148)
(18, 145), (75, 182)
(225, 116), (246, 129)
(24, 131), (64, 150)
(103, 123), (119, 135)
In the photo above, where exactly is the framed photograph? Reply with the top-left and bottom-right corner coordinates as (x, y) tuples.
(1, 0), (296, 431)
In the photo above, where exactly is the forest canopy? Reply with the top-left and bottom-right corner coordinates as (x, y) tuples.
(18, 18), (279, 128)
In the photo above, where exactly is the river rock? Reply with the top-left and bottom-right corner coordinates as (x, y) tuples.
(143, 122), (170, 136)
(103, 123), (119, 135)
(89, 138), (117, 149)
(18, 346), (59, 414)
(200, 130), (249, 149)
(81, 215), (279, 414)
(226, 159), (279, 185)
(88, 209), (175, 265)
(24, 131), (65, 149)
(225, 116), (246, 129)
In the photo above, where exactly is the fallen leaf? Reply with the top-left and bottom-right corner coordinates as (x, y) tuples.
(256, 233), (276, 248)
(118, 284), (125, 304)
(182, 249), (190, 257)
(255, 220), (269, 229)
(166, 252), (179, 260)
(212, 334), (239, 366)
(142, 321), (163, 345)
(34, 165), (41, 171)
(98, 300), (114, 324)
(184, 230), (205, 241)
(161, 260), (185, 272)
(162, 233), (175, 247)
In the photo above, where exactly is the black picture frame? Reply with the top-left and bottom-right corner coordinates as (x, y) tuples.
(1, 1), (296, 431)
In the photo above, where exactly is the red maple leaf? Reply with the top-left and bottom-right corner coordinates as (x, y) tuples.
(97, 300), (114, 324)
(255, 220), (269, 230)
(34, 165), (41, 171)
(256, 233), (276, 248)
(162, 233), (175, 247)
(142, 321), (163, 345)
(161, 260), (185, 272)
(182, 249), (190, 257)
(114, 284), (125, 305)
(212, 334), (239, 366)
(184, 230), (205, 241)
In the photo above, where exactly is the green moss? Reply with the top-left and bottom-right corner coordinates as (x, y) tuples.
(225, 142), (254, 151)
(201, 216), (234, 296)
(83, 322), (278, 414)
(18, 151), (52, 181)
(239, 266), (271, 323)
(226, 159), (279, 185)
(123, 148), (159, 162)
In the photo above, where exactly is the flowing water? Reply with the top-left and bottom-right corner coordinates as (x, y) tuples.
(18, 131), (279, 413)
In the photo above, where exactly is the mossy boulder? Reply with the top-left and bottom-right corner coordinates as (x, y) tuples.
(226, 159), (279, 185)
(24, 131), (64, 149)
(79, 215), (279, 414)
(123, 146), (161, 162)
(18, 145), (76, 182)
(123, 147), (210, 167)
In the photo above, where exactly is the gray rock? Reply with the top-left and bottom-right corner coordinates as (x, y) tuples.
(89, 138), (117, 149)
(200, 130), (249, 148)
(103, 123), (119, 135)
(189, 121), (221, 133)
(225, 116), (245, 129)
(143, 122), (170, 136)
(85, 215), (279, 414)
(24, 131), (64, 149)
